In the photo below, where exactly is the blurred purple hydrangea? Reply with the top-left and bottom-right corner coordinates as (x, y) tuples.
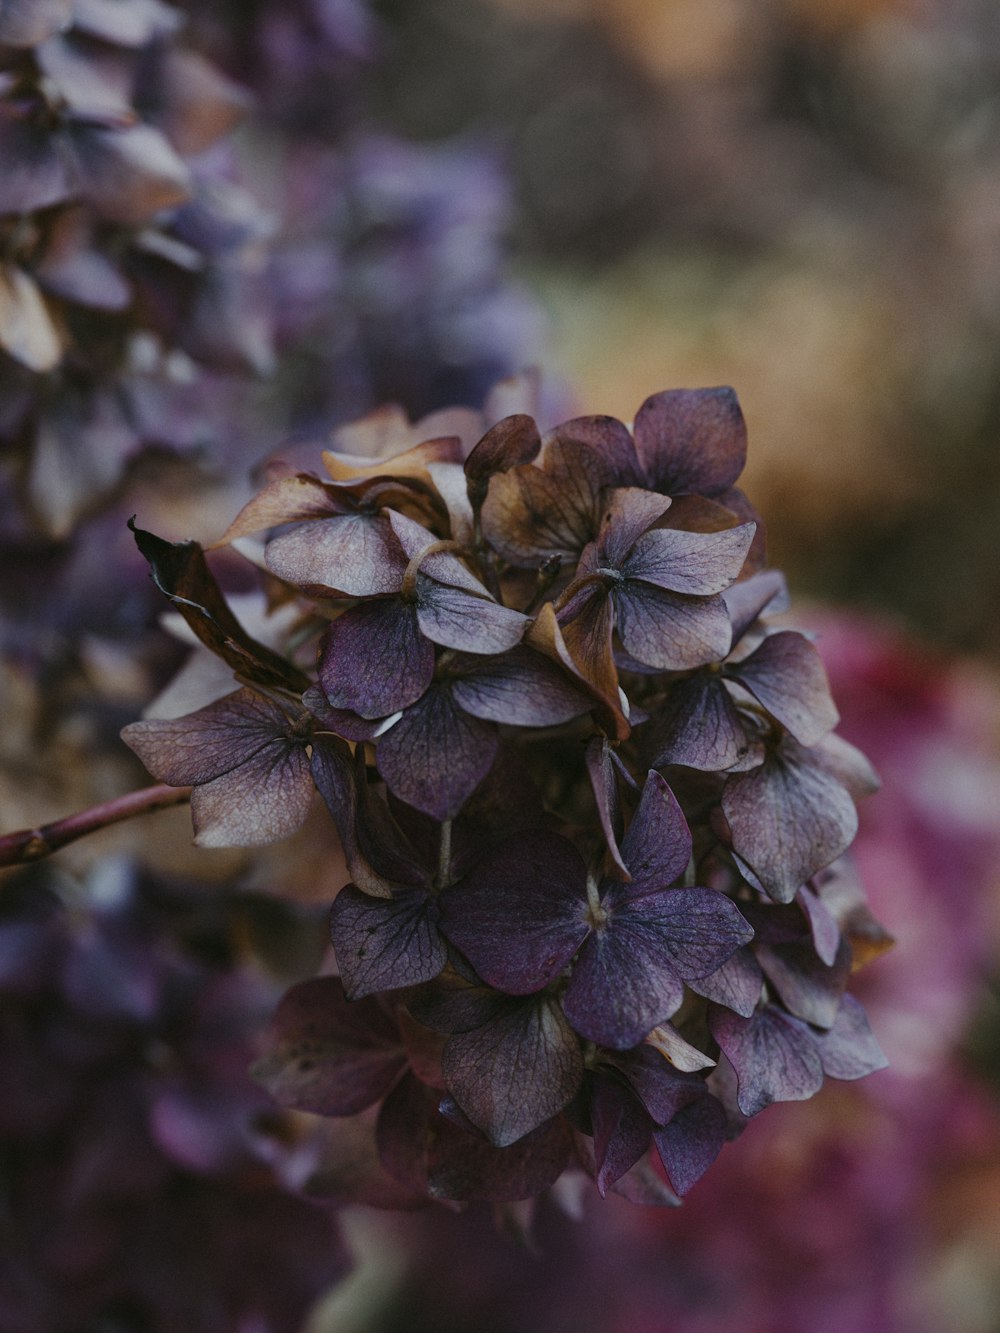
(120, 383), (890, 1207)
(0, 858), (349, 1332)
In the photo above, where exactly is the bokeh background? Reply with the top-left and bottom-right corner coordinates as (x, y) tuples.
(3, 1), (1000, 1330)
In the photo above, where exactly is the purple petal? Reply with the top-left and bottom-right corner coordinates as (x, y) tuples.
(416, 576), (528, 654)
(252, 976), (406, 1116)
(386, 509), (488, 594)
(563, 919), (685, 1050)
(427, 1112), (573, 1203)
(150, 1082), (259, 1174)
(633, 387), (747, 496)
(723, 568), (790, 643)
(755, 935), (852, 1029)
(586, 736), (630, 879)
(798, 884), (842, 967)
(265, 513), (407, 597)
(452, 646), (592, 726)
(310, 735), (357, 853)
(442, 995), (583, 1147)
(191, 740), (313, 848)
(66, 122), (191, 225)
(318, 599), (433, 718)
(591, 1076), (654, 1196)
(729, 631), (839, 745)
(649, 671), (759, 771)
(608, 1149), (682, 1206)
(376, 684), (498, 820)
(545, 414), (642, 487)
(652, 1093), (727, 1194)
(813, 994), (888, 1080)
(376, 1074), (573, 1202)
(614, 583), (733, 671)
(723, 738), (861, 902)
(623, 523), (756, 595)
(709, 1004), (824, 1117)
(566, 887), (753, 1049)
(353, 764), (428, 890)
(606, 1045), (706, 1123)
(304, 686), (390, 742)
(408, 979), (504, 1035)
(330, 886), (447, 999)
(687, 948), (764, 1018)
(122, 687), (295, 785)
(811, 732), (881, 799)
(618, 771), (692, 895)
(439, 833), (589, 993)
(0, 115), (72, 213)
(596, 487), (673, 569)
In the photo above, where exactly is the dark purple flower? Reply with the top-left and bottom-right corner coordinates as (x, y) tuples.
(441, 772), (753, 1049)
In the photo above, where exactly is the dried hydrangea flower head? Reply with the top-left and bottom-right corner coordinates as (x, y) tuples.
(122, 384), (889, 1206)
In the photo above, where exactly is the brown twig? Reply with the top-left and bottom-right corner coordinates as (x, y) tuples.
(0, 784), (192, 869)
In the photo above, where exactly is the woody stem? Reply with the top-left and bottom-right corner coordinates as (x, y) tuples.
(0, 784), (193, 869)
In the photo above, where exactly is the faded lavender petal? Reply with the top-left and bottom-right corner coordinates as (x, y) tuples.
(813, 994), (888, 1080)
(723, 567), (790, 643)
(415, 574), (528, 654)
(0, 0), (71, 47)
(755, 935), (852, 1030)
(265, 513), (408, 597)
(586, 736), (630, 879)
(650, 670), (758, 771)
(427, 1113), (573, 1203)
(622, 523), (756, 596)
(451, 646), (592, 727)
(596, 487), (673, 568)
(723, 737), (861, 902)
(191, 742), (313, 848)
(709, 1004), (824, 1118)
(614, 583), (734, 671)
(121, 688), (298, 786)
(605, 1045), (707, 1124)
(798, 884), (843, 968)
(687, 948), (764, 1018)
(729, 631), (839, 745)
(618, 770), (693, 894)
(376, 1074), (572, 1202)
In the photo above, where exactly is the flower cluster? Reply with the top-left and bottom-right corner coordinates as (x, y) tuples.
(122, 385), (889, 1205)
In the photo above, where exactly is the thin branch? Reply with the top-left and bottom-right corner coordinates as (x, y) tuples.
(0, 784), (192, 869)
